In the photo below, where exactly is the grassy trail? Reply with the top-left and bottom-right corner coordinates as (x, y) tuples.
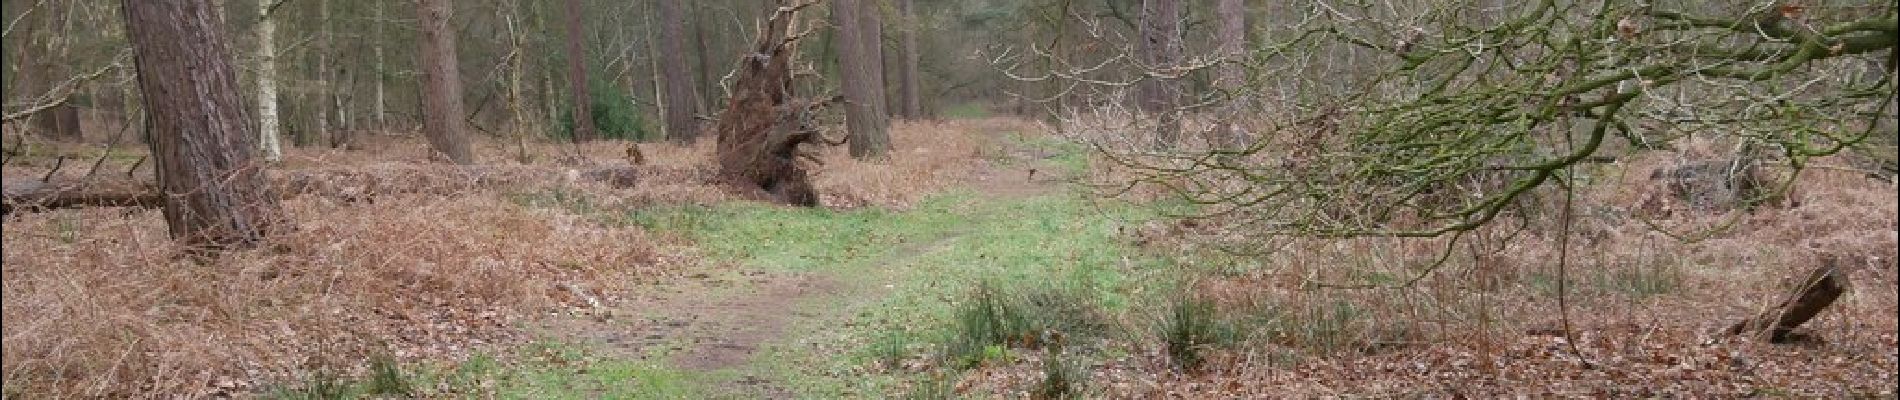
(455, 134), (1158, 398)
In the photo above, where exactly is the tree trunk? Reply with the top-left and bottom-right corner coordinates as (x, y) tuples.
(315, 0), (331, 147)
(656, 0), (698, 142)
(1136, 0), (1183, 148)
(372, 1), (387, 129)
(1212, 0), (1247, 149)
(860, 0), (889, 119)
(255, 0), (282, 161)
(693, 4), (716, 115)
(831, 0), (890, 159)
(415, 0), (475, 164)
(896, 0), (922, 119)
(563, 0), (596, 142)
(19, 0), (83, 141)
(714, 2), (832, 206)
(121, 0), (284, 249)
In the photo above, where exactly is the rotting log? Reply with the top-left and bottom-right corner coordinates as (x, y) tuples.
(1726, 260), (1850, 343)
(2, 180), (162, 215)
(712, 1), (841, 206)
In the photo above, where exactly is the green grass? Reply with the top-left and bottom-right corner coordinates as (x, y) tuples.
(942, 102), (993, 119)
(479, 133), (1165, 397)
(618, 190), (1161, 396)
(264, 343), (702, 400)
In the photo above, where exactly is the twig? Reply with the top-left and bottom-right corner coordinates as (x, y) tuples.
(41, 155), (66, 183)
(124, 155), (146, 179)
(83, 118), (137, 182)
(2, 51), (131, 123)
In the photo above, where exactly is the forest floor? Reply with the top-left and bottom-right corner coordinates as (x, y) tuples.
(3, 115), (1895, 398)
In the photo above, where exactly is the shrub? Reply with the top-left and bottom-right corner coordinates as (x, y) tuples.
(556, 80), (658, 142)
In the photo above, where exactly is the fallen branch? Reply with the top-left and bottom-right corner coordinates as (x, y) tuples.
(1726, 260), (1851, 343)
(3, 164), (648, 215)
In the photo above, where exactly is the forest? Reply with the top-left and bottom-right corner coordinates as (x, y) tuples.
(1, 0), (1895, 397)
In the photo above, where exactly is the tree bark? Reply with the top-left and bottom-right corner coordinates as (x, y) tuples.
(1212, 0), (1247, 148)
(1136, 0), (1183, 148)
(121, 0), (284, 249)
(255, 0), (282, 161)
(415, 0), (475, 164)
(372, 0), (387, 129)
(563, 0), (596, 142)
(656, 0), (698, 142)
(831, 0), (890, 159)
(860, 0), (889, 119)
(896, 0), (922, 119)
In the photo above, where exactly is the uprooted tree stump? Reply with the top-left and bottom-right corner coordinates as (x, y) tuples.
(712, 1), (840, 207)
(1726, 260), (1850, 343)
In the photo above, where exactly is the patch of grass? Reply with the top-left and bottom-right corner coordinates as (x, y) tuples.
(1033, 350), (1088, 400)
(265, 370), (353, 400)
(265, 342), (704, 399)
(943, 103), (993, 119)
(1160, 297), (1234, 371)
(365, 355), (413, 397)
(1525, 261), (1682, 299)
(867, 331), (914, 369)
(939, 279), (1118, 370)
(1597, 263), (1682, 298)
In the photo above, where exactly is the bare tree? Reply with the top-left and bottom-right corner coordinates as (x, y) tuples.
(13, 0), (83, 141)
(1013, 0), (1895, 243)
(563, 0), (597, 142)
(121, 0), (284, 249)
(657, 0), (698, 142)
(831, 0), (890, 158)
(414, 0), (474, 164)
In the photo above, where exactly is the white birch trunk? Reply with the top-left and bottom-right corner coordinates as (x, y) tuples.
(256, 0), (282, 161)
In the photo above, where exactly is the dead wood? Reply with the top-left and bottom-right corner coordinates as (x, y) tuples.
(712, 1), (840, 207)
(2, 180), (162, 215)
(1726, 259), (1851, 343)
(3, 164), (644, 215)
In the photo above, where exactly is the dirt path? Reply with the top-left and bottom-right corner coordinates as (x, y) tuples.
(536, 139), (1061, 398)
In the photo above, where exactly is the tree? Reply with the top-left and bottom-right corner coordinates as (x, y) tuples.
(657, 0), (698, 142)
(13, 0), (83, 141)
(255, 0), (283, 161)
(1020, 0), (1895, 242)
(563, 0), (597, 142)
(1210, 0), (1247, 148)
(895, 0), (923, 119)
(1135, 0), (1183, 148)
(831, 0), (891, 158)
(121, 0), (284, 249)
(860, 0), (888, 119)
(414, 0), (474, 164)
